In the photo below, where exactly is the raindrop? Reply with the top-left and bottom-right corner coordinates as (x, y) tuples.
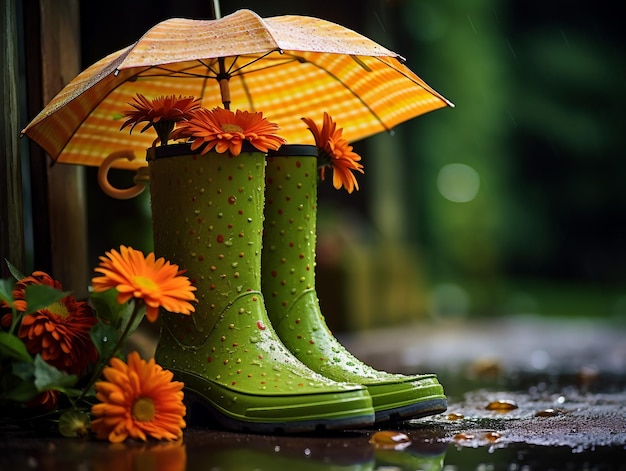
(484, 431), (501, 442)
(368, 431), (411, 450)
(485, 399), (518, 411)
(535, 408), (560, 417)
(304, 448), (311, 456)
(466, 14), (477, 35)
(505, 39), (518, 59)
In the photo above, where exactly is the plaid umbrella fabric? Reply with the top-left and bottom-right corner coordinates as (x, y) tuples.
(22, 9), (453, 170)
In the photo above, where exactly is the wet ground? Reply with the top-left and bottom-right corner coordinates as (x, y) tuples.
(1, 315), (625, 470)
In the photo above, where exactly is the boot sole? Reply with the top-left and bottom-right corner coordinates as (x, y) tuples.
(364, 376), (448, 423)
(178, 370), (376, 433)
(373, 397), (448, 423)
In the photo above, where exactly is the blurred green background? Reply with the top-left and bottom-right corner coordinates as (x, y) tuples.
(75, 0), (625, 330)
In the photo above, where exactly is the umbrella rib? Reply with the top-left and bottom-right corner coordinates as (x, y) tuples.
(283, 52), (392, 134)
(369, 56), (454, 107)
(132, 51), (294, 80)
(142, 65), (218, 79)
(47, 66), (157, 164)
(224, 50), (281, 76)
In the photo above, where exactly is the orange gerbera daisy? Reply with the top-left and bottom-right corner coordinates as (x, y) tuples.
(91, 246), (197, 322)
(302, 112), (365, 194)
(120, 94), (201, 145)
(2, 271), (98, 376)
(90, 352), (186, 443)
(171, 107), (286, 156)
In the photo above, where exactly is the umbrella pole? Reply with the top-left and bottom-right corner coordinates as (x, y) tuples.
(218, 57), (231, 110)
(211, 0), (221, 19)
(211, 0), (231, 109)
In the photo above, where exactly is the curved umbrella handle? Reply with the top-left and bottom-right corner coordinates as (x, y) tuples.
(97, 151), (149, 199)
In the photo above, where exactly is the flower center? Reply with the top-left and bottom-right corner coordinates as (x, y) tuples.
(132, 275), (158, 293)
(132, 397), (156, 422)
(221, 123), (243, 133)
(45, 301), (70, 318)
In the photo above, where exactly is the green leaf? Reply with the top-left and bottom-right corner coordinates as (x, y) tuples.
(0, 361), (37, 401)
(5, 259), (26, 281)
(89, 321), (120, 358)
(0, 332), (33, 363)
(90, 288), (127, 326)
(23, 284), (69, 315)
(120, 300), (145, 338)
(0, 278), (15, 305)
(33, 355), (78, 393)
(11, 360), (35, 380)
(1, 377), (38, 402)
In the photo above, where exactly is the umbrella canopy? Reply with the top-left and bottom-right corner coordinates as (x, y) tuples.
(22, 9), (453, 171)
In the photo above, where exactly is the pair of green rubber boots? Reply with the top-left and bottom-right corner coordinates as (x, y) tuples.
(148, 144), (446, 433)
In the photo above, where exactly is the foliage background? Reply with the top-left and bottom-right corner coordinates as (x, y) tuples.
(74, 0), (625, 327)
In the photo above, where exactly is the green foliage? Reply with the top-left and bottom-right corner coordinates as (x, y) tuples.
(5, 259), (25, 281)
(0, 331), (32, 363)
(0, 279), (15, 306)
(89, 321), (120, 359)
(33, 355), (79, 394)
(89, 288), (127, 326)
(0, 271), (146, 433)
(23, 284), (69, 315)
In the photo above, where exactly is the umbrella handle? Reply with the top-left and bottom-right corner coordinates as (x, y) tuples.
(97, 151), (148, 199)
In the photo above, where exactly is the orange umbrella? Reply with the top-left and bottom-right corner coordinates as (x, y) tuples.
(22, 9), (453, 171)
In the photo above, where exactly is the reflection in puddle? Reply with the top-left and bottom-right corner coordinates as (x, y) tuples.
(184, 430), (447, 471)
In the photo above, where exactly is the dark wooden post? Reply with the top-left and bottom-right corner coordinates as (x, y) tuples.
(23, 0), (89, 296)
(0, 0), (25, 277)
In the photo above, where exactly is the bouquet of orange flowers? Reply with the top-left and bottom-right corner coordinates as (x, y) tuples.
(0, 246), (196, 442)
(117, 94), (364, 193)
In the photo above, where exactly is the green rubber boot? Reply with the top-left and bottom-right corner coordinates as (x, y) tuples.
(261, 146), (447, 423)
(148, 144), (374, 433)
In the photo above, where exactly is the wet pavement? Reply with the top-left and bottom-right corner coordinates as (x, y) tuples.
(1, 315), (625, 470)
